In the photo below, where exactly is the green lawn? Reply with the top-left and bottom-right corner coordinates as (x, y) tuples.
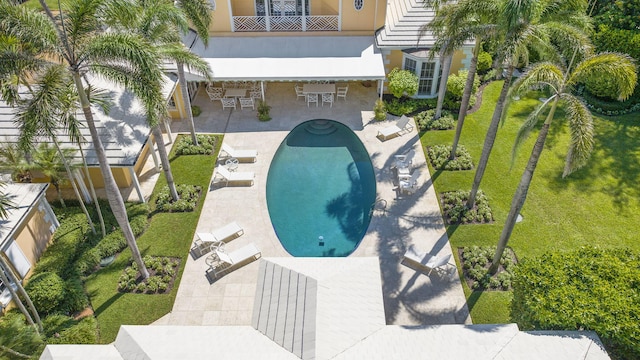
(421, 81), (640, 323)
(84, 135), (221, 342)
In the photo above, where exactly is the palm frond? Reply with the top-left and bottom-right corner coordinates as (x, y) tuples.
(560, 93), (594, 177)
(175, 0), (212, 46)
(511, 97), (555, 167)
(0, 183), (16, 220)
(0, 3), (60, 57)
(510, 62), (563, 97)
(538, 21), (593, 65)
(569, 53), (638, 101)
(156, 43), (212, 80)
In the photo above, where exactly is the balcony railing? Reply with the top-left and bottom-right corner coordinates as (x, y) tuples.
(232, 15), (339, 32)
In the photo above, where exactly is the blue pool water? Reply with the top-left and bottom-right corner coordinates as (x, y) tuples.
(266, 120), (376, 257)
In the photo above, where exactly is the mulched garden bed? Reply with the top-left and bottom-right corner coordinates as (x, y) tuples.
(117, 256), (181, 294)
(458, 246), (518, 291)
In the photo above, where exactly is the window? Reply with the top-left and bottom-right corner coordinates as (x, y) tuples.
(354, 0), (363, 11)
(402, 54), (439, 97)
(256, 0), (310, 16)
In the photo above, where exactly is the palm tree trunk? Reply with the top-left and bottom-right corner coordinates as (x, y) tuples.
(489, 97), (558, 274)
(54, 183), (65, 207)
(71, 73), (149, 279)
(78, 141), (106, 237)
(450, 40), (481, 160)
(52, 138), (95, 234)
(0, 257), (42, 333)
(435, 54), (453, 119)
(177, 62), (198, 146)
(0, 263), (35, 331)
(151, 125), (179, 201)
(466, 63), (515, 209)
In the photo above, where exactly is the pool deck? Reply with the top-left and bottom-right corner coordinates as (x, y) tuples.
(153, 82), (470, 327)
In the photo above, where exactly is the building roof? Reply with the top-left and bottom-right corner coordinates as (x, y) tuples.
(40, 257), (611, 360)
(182, 36), (386, 81)
(376, 0), (437, 48)
(0, 183), (49, 248)
(0, 75), (177, 167)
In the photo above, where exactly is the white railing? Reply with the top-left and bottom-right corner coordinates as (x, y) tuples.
(232, 15), (339, 32)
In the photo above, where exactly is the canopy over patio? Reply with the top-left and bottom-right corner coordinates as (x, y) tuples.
(182, 36), (386, 82)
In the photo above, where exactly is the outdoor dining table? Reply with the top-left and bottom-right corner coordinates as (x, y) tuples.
(224, 88), (247, 98)
(302, 83), (336, 95)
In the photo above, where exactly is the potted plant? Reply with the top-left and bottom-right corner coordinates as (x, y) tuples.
(373, 99), (387, 121)
(257, 100), (272, 121)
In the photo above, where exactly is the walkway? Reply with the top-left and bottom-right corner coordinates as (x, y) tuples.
(154, 82), (470, 326)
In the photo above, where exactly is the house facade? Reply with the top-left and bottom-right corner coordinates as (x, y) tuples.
(174, 0), (472, 98)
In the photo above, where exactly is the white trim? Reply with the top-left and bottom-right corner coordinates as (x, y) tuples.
(5, 241), (31, 278)
(228, 0), (235, 31)
(402, 52), (440, 98)
(150, 139), (160, 171)
(74, 169), (92, 203)
(338, 0), (342, 30)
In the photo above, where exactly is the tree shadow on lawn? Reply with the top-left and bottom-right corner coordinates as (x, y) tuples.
(544, 115), (640, 212)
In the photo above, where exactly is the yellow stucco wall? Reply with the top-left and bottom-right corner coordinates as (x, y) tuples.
(13, 205), (52, 279)
(341, 0), (376, 31)
(168, 84), (184, 120)
(450, 49), (466, 75)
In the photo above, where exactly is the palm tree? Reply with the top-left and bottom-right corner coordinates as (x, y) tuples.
(115, 0), (213, 201)
(30, 143), (74, 207)
(0, 0), (171, 278)
(0, 143), (31, 183)
(466, 0), (593, 209)
(172, 0), (213, 146)
(489, 53), (637, 273)
(427, 0), (498, 159)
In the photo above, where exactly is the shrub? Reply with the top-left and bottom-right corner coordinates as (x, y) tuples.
(579, 85), (640, 116)
(61, 278), (89, 314)
(477, 52), (493, 74)
(447, 70), (480, 100)
(155, 184), (202, 212)
(511, 247), (640, 360)
(191, 105), (202, 117)
(441, 190), (493, 224)
(47, 316), (98, 345)
(387, 68), (418, 98)
(25, 272), (66, 315)
(460, 246), (515, 290)
(427, 144), (473, 170)
(384, 97), (436, 116)
(373, 99), (386, 121)
(257, 100), (272, 121)
(415, 109), (455, 131)
(174, 134), (217, 155)
(117, 256), (179, 294)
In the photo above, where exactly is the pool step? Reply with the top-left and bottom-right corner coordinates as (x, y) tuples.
(305, 120), (337, 135)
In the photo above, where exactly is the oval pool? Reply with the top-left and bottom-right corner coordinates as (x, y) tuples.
(266, 120), (376, 257)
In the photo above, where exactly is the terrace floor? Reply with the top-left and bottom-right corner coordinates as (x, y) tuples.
(152, 81), (470, 327)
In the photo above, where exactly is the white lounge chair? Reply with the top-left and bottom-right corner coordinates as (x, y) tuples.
(399, 170), (421, 194)
(392, 149), (416, 171)
(207, 243), (262, 279)
(192, 221), (244, 257)
(377, 115), (414, 141)
(221, 143), (258, 163)
(214, 166), (254, 187)
(403, 245), (454, 276)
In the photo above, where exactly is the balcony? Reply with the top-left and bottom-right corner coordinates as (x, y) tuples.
(232, 15), (339, 32)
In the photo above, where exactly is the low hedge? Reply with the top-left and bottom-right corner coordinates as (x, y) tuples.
(174, 134), (217, 155)
(155, 184), (202, 212)
(45, 316), (98, 345)
(415, 109), (455, 131)
(427, 144), (474, 170)
(24, 272), (66, 315)
(511, 247), (640, 360)
(384, 97), (436, 116)
(579, 86), (640, 116)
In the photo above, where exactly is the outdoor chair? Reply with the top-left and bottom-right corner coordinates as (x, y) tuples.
(322, 93), (333, 107)
(206, 243), (262, 279)
(392, 149), (416, 172)
(336, 85), (348, 100)
(250, 90), (262, 100)
(221, 97), (237, 110)
(377, 115), (413, 141)
(221, 143), (258, 163)
(239, 97), (255, 110)
(398, 170), (420, 195)
(206, 86), (223, 102)
(213, 166), (254, 187)
(307, 93), (319, 107)
(294, 85), (306, 101)
(403, 245), (454, 276)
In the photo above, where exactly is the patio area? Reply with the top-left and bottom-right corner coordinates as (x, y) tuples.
(156, 81), (470, 327)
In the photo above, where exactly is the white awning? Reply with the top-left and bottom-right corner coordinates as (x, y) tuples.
(185, 36), (386, 82)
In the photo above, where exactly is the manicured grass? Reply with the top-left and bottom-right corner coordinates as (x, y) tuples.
(422, 81), (640, 323)
(84, 134), (221, 343)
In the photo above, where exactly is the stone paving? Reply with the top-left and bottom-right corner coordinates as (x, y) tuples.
(150, 82), (470, 326)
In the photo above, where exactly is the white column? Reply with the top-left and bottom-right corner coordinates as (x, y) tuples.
(228, 0), (235, 31)
(338, 0), (342, 31)
(378, 80), (383, 100)
(128, 167), (146, 204)
(150, 138), (160, 171)
(301, 0), (306, 31)
(265, 0), (271, 31)
(261, 81), (265, 101)
(163, 117), (173, 143)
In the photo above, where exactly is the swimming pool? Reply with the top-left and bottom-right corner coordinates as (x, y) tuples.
(266, 120), (376, 257)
